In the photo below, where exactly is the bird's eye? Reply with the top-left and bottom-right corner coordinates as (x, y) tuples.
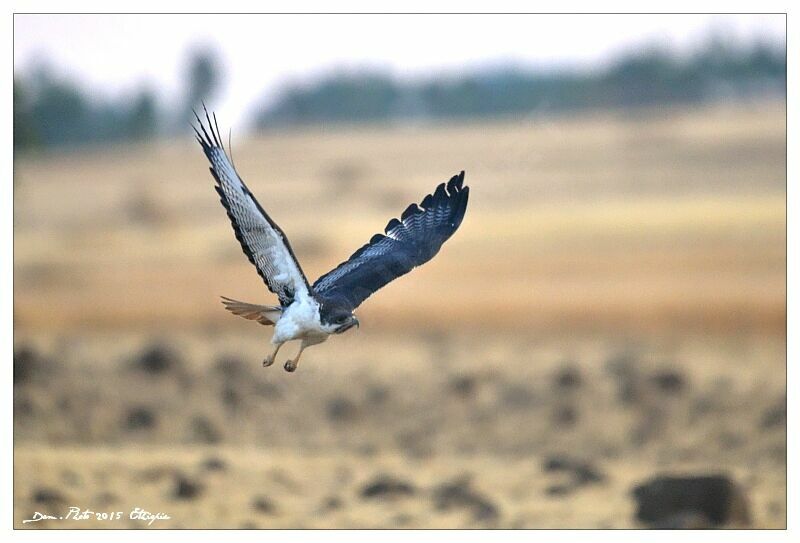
(336, 315), (349, 324)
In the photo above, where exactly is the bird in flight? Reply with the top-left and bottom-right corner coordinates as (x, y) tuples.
(194, 108), (469, 372)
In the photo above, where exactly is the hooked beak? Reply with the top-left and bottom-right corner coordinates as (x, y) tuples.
(336, 316), (359, 334)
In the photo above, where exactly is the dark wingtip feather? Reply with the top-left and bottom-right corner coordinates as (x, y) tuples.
(385, 217), (402, 232)
(400, 203), (423, 221)
(451, 185), (469, 230)
(419, 194), (434, 210)
(446, 171), (465, 194)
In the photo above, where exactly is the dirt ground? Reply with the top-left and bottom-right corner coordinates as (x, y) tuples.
(13, 102), (786, 528)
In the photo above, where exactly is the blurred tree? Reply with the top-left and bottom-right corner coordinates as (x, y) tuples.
(29, 68), (92, 146)
(127, 87), (159, 140)
(183, 47), (222, 120)
(13, 78), (39, 152)
(254, 38), (785, 128)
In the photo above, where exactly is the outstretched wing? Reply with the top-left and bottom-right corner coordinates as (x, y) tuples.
(194, 108), (311, 307)
(313, 171), (469, 310)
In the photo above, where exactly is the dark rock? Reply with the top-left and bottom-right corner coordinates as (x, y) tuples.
(366, 384), (390, 405)
(554, 365), (582, 390)
(221, 386), (242, 411)
(190, 416), (222, 444)
(632, 474), (751, 528)
(543, 455), (573, 472)
(172, 474), (203, 500)
(543, 455), (605, 487)
(450, 374), (477, 397)
(14, 394), (35, 418)
(574, 464), (605, 485)
(650, 369), (687, 394)
(552, 404), (578, 427)
(605, 352), (638, 378)
(761, 403), (786, 429)
(32, 488), (66, 507)
(14, 346), (42, 385)
(125, 406), (156, 431)
(214, 355), (247, 380)
(433, 476), (499, 523)
(545, 484), (573, 497)
(251, 495), (276, 515)
(618, 378), (643, 405)
(606, 352), (643, 405)
(201, 456), (227, 472)
(321, 496), (342, 511)
(133, 344), (182, 375)
(360, 474), (416, 500)
(326, 396), (358, 422)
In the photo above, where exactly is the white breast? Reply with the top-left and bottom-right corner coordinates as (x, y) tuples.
(272, 292), (325, 344)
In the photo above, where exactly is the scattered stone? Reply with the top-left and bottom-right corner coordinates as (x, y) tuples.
(433, 476), (499, 523)
(326, 396), (358, 422)
(552, 404), (578, 427)
(543, 455), (605, 487)
(650, 369), (687, 394)
(573, 463), (605, 485)
(605, 352), (638, 378)
(133, 344), (182, 375)
(360, 474), (416, 500)
(190, 416), (222, 444)
(201, 456), (227, 472)
(554, 365), (582, 390)
(605, 352), (643, 405)
(172, 474), (203, 500)
(251, 495), (276, 515)
(545, 484), (573, 497)
(632, 474), (751, 528)
(214, 355), (247, 380)
(366, 384), (390, 405)
(449, 374), (477, 397)
(124, 406), (156, 431)
(221, 385), (242, 411)
(32, 488), (66, 507)
(761, 402), (786, 429)
(14, 346), (43, 385)
(14, 394), (35, 418)
(543, 456), (573, 472)
(321, 496), (342, 512)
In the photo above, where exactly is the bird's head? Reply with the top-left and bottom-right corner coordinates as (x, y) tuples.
(319, 298), (359, 334)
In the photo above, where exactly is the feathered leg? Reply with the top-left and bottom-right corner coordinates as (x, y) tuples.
(263, 342), (284, 367)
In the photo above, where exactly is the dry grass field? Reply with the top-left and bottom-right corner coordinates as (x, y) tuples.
(13, 102), (786, 528)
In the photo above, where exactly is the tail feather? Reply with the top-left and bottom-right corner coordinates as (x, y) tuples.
(220, 296), (282, 326)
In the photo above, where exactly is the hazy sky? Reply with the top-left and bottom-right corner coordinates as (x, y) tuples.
(14, 13), (785, 127)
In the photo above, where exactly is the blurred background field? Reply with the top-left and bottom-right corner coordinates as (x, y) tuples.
(13, 14), (785, 529)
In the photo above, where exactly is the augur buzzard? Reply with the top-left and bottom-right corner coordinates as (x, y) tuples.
(194, 108), (469, 372)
